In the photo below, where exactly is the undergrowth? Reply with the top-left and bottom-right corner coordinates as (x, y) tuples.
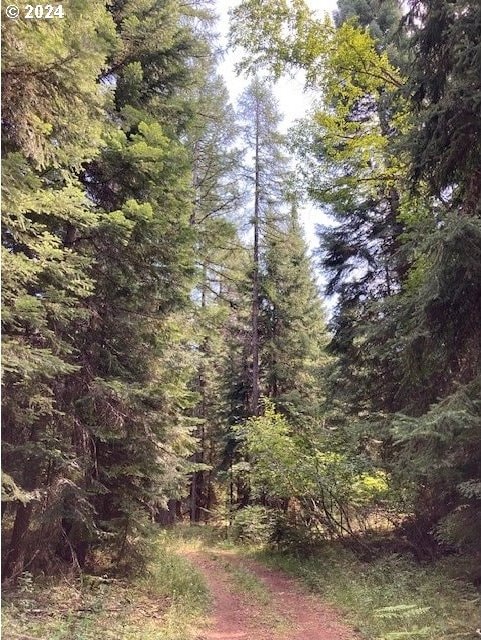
(251, 544), (480, 640)
(10, 524), (477, 640)
(2, 531), (208, 640)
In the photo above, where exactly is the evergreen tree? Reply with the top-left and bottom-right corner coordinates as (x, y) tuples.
(237, 77), (287, 417)
(72, 0), (216, 562)
(2, 0), (117, 577)
(385, 0), (481, 550)
(185, 71), (245, 523)
(229, 0), (481, 552)
(261, 206), (328, 428)
(408, 0), (481, 212)
(335, 0), (405, 61)
(2, 0), (226, 575)
(224, 79), (331, 513)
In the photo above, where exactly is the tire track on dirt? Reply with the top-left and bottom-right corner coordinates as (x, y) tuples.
(187, 551), (281, 640)
(185, 549), (357, 640)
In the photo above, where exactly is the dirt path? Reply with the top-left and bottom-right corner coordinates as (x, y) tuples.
(187, 551), (277, 640)
(186, 549), (357, 640)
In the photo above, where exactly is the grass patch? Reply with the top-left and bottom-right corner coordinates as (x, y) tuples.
(214, 554), (271, 606)
(250, 545), (480, 640)
(162, 523), (235, 552)
(2, 532), (208, 640)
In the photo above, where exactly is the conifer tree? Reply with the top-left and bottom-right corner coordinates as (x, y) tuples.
(185, 71), (245, 522)
(261, 206), (328, 428)
(2, 0), (117, 577)
(2, 0), (226, 574)
(237, 77), (287, 417)
(72, 0), (217, 561)
(385, 0), (481, 550)
(229, 0), (481, 552)
(223, 79), (331, 512)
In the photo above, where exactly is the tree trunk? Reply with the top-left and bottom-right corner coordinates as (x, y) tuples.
(190, 264), (209, 523)
(190, 467), (198, 522)
(251, 98), (261, 416)
(3, 456), (41, 579)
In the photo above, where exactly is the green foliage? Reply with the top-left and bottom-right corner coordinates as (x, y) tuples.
(2, 0), (480, 601)
(2, 0), (116, 167)
(237, 403), (391, 544)
(335, 0), (406, 65)
(1, 473), (38, 505)
(147, 533), (209, 613)
(230, 0), (481, 558)
(183, 68), (244, 524)
(408, 0), (481, 211)
(261, 207), (330, 426)
(392, 376), (481, 551)
(1, 0), (223, 578)
(229, 0), (327, 78)
(269, 511), (318, 552)
(230, 505), (275, 544)
(2, 0), (118, 578)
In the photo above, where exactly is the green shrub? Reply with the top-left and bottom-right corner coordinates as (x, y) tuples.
(270, 511), (319, 552)
(230, 506), (275, 544)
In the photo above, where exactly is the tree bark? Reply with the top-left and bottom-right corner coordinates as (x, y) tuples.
(3, 455), (41, 579)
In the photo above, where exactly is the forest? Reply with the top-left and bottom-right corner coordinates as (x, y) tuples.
(1, 0), (481, 638)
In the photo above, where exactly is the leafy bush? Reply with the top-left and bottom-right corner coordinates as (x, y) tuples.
(230, 506), (275, 544)
(270, 511), (319, 552)
(236, 403), (393, 544)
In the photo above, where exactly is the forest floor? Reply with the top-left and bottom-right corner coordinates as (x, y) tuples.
(2, 526), (480, 640)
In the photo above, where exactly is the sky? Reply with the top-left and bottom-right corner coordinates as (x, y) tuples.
(213, 0), (339, 255)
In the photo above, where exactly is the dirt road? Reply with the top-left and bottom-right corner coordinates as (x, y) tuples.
(186, 549), (357, 640)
